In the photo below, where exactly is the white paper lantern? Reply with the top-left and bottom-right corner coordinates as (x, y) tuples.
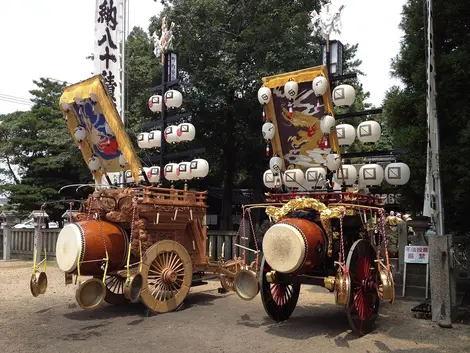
(312, 76), (328, 96)
(332, 84), (356, 107)
(304, 167), (327, 189)
(61, 102), (71, 111)
(284, 80), (299, 100)
(262, 122), (275, 140)
(104, 122), (113, 136)
(74, 126), (87, 142)
(177, 162), (193, 180)
(164, 90), (183, 109)
(118, 154), (127, 168)
(336, 164), (358, 186)
(320, 115), (335, 134)
(359, 164), (384, 186)
(336, 124), (356, 147)
(263, 170), (281, 189)
(146, 166), (160, 183)
(385, 162), (410, 185)
(137, 132), (150, 148)
(258, 86), (272, 105)
(190, 159), (210, 178)
(87, 155), (101, 173)
(148, 95), (163, 113)
(177, 123), (196, 142)
(357, 120), (381, 144)
(283, 168), (305, 188)
(164, 125), (180, 144)
(325, 153), (341, 171)
(125, 170), (134, 183)
(148, 130), (162, 148)
(139, 167), (151, 182)
(269, 156), (283, 174)
(164, 163), (179, 181)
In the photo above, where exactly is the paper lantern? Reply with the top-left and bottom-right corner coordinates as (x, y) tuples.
(89, 94), (98, 103)
(147, 166), (160, 183)
(148, 130), (162, 148)
(263, 170), (281, 189)
(190, 159), (210, 178)
(336, 123), (356, 147)
(118, 154), (127, 168)
(312, 76), (328, 96)
(104, 122), (113, 137)
(269, 156), (283, 174)
(325, 153), (341, 171)
(332, 84), (356, 107)
(283, 168), (304, 188)
(164, 163), (179, 181)
(336, 164), (358, 186)
(320, 115), (335, 134)
(74, 126), (87, 142)
(137, 132), (150, 148)
(164, 125), (180, 144)
(177, 162), (193, 180)
(87, 155), (101, 173)
(385, 162), (410, 185)
(125, 170), (134, 183)
(148, 95), (163, 113)
(74, 96), (85, 105)
(284, 80), (299, 100)
(304, 167), (327, 189)
(359, 164), (384, 186)
(357, 121), (381, 144)
(258, 86), (272, 105)
(177, 123), (196, 142)
(139, 167), (151, 182)
(262, 122), (275, 140)
(61, 102), (71, 111)
(164, 90), (183, 109)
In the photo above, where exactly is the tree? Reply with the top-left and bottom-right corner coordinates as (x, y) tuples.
(383, 0), (470, 234)
(0, 79), (90, 225)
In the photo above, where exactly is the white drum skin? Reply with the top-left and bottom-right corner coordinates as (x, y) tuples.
(262, 218), (326, 274)
(56, 223), (83, 273)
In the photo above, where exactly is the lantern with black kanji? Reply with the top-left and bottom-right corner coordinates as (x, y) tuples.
(262, 122), (275, 156)
(284, 79), (298, 119)
(257, 86), (272, 122)
(177, 162), (193, 181)
(74, 126), (87, 143)
(319, 115), (335, 149)
(148, 94), (163, 113)
(87, 155), (101, 173)
(164, 90), (183, 109)
(312, 75), (328, 97)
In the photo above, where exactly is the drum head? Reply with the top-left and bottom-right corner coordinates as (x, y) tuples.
(262, 223), (306, 273)
(56, 223), (82, 273)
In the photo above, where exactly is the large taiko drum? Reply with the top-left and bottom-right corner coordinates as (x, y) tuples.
(55, 220), (128, 276)
(262, 218), (327, 274)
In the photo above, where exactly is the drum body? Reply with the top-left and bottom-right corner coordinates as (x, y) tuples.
(262, 218), (326, 274)
(55, 220), (128, 276)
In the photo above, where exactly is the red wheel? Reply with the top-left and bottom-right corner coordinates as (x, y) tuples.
(260, 256), (300, 322)
(345, 239), (380, 336)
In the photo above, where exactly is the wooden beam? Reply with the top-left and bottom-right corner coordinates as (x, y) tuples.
(141, 112), (192, 130)
(335, 108), (383, 120)
(341, 148), (408, 159)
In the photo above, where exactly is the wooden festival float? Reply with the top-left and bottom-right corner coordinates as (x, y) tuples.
(29, 75), (245, 313)
(230, 5), (411, 335)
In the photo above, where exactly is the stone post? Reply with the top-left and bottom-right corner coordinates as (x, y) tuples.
(397, 222), (408, 274)
(428, 230), (457, 328)
(1, 211), (17, 261)
(29, 210), (50, 261)
(406, 217), (431, 246)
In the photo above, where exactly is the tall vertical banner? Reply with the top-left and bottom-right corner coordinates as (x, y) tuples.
(423, 0), (444, 235)
(94, 0), (123, 116)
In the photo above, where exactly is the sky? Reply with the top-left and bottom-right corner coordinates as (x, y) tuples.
(0, 0), (406, 115)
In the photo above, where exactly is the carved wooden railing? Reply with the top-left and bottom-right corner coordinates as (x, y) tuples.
(265, 191), (385, 206)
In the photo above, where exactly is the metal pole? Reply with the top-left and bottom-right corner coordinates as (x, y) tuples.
(159, 53), (168, 186)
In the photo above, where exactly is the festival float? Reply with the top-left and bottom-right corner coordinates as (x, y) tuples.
(231, 3), (411, 336)
(28, 14), (246, 314)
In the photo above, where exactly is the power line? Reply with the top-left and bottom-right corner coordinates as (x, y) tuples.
(0, 93), (32, 104)
(0, 97), (34, 107)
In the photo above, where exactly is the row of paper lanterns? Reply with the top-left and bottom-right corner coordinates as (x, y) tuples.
(87, 154), (128, 173)
(124, 159), (210, 183)
(137, 123), (196, 148)
(263, 162), (410, 189)
(261, 118), (382, 146)
(148, 90), (183, 113)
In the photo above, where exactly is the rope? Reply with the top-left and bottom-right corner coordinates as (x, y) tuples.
(126, 197), (139, 280)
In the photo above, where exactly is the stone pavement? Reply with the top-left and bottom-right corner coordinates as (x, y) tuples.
(0, 262), (469, 353)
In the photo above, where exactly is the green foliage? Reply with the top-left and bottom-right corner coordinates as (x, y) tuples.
(383, 0), (470, 234)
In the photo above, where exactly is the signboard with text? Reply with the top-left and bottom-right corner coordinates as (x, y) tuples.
(404, 245), (429, 264)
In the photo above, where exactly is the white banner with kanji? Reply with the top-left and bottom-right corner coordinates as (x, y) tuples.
(94, 0), (123, 115)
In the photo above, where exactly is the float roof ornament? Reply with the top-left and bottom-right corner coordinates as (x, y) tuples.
(309, 1), (345, 40)
(151, 16), (175, 64)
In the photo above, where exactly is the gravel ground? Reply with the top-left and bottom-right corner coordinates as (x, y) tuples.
(0, 261), (469, 353)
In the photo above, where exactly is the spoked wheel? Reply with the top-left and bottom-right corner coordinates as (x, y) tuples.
(93, 275), (130, 305)
(346, 239), (380, 336)
(260, 256), (300, 322)
(220, 260), (237, 292)
(140, 240), (193, 313)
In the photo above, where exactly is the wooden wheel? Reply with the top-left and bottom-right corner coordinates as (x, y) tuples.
(93, 275), (130, 305)
(140, 240), (193, 313)
(346, 239), (380, 336)
(219, 260), (237, 292)
(260, 256), (300, 322)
